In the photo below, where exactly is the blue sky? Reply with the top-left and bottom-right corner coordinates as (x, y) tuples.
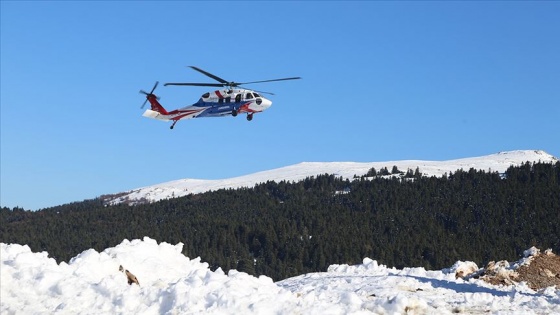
(1, 1), (559, 210)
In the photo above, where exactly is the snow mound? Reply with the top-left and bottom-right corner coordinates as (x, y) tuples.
(2, 238), (560, 314)
(1, 237), (293, 314)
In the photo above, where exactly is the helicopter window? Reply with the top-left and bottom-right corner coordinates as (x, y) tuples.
(202, 92), (210, 98)
(253, 93), (260, 98)
(225, 97), (231, 103)
(218, 98), (223, 104)
(246, 93), (253, 99)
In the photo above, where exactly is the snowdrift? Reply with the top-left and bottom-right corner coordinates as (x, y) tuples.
(2, 237), (559, 314)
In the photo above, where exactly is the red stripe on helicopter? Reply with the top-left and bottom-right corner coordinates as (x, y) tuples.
(168, 108), (204, 116)
(238, 102), (259, 113)
(215, 90), (223, 99)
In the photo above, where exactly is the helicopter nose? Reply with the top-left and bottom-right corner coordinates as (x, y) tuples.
(261, 98), (272, 109)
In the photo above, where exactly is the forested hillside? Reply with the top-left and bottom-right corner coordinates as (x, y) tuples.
(2, 162), (559, 281)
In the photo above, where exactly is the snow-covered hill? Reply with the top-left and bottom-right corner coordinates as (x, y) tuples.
(104, 150), (557, 206)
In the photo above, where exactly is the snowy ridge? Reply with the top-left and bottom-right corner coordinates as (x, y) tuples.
(2, 237), (559, 314)
(105, 150), (557, 206)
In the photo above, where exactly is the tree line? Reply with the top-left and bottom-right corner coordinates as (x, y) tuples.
(1, 161), (559, 281)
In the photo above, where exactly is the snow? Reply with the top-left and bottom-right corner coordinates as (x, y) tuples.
(4, 150), (559, 313)
(2, 237), (559, 314)
(105, 150), (558, 206)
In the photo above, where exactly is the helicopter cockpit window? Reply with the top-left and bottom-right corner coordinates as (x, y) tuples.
(253, 93), (260, 98)
(246, 93), (253, 99)
(202, 92), (210, 98)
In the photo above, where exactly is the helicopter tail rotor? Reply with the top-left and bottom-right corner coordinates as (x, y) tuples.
(140, 81), (160, 109)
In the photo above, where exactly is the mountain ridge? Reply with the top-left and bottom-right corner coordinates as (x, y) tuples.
(102, 150), (558, 206)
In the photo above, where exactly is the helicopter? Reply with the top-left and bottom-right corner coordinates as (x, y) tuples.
(140, 66), (301, 129)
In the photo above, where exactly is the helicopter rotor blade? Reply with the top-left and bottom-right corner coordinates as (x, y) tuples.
(188, 66), (229, 84)
(140, 97), (148, 109)
(164, 82), (224, 87)
(237, 85), (275, 95)
(149, 81), (159, 94)
(163, 67), (300, 93)
(238, 77), (302, 85)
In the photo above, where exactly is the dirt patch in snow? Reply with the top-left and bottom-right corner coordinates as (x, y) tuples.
(515, 251), (560, 290)
(478, 248), (560, 291)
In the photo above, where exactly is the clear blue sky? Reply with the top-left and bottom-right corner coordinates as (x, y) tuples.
(2, 1), (559, 210)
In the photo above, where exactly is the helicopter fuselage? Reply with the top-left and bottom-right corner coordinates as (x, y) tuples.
(142, 88), (272, 127)
(140, 66), (298, 129)
(194, 88), (272, 118)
